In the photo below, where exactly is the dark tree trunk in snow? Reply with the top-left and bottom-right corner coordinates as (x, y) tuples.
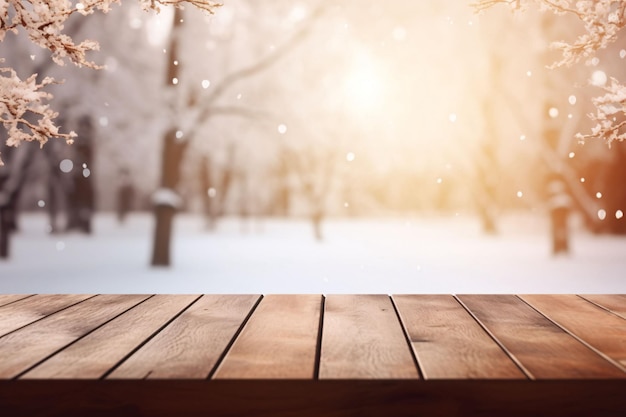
(151, 9), (187, 267)
(0, 207), (10, 258)
(116, 167), (135, 224)
(0, 142), (34, 258)
(66, 116), (95, 234)
(199, 156), (216, 230)
(151, 128), (188, 266)
(312, 210), (324, 241)
(0, 196), (18, 257)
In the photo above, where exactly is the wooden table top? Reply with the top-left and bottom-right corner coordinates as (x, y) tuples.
(0, 293), (624, 380)
(1, 294), (625, 416)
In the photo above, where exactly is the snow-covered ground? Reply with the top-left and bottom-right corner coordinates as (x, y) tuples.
(1, 212), (625, 294)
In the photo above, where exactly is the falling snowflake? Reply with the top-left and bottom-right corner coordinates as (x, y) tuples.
(548, 107), (559, 118)
(59, 159), (73, 173)
(591, 70), (607, 86)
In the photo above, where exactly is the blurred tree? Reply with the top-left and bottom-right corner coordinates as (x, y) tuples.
(65, 115), (95, 233)
(474, 0), (626, 146)
(151, 2), (327, 265)
(116, 166), (135, 223)
(476, 0), (626, 235)
(0, 0), (219, 165)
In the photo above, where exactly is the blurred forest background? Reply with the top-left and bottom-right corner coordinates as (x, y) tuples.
(1, 0), (626, 268)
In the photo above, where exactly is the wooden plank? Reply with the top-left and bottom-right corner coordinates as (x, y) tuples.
(319, 295), (419, 379)
(393, 295), (525, 379)
(521, 294), (626, 370)
(0, 294), (148, 379)
(21, 295), (199, 379)
(214, 294), (321, 379)
(580, 294), (626, 320)
(109, 295), (260, 379)
(458, 295), (626, 379)
(0, 295), (34, 308)
(0, 294), (93, 337)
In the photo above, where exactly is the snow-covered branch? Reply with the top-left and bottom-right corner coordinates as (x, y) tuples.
(0, 64), (75, 165)
(577, 77), (626, 144)
(473, 0), (626, 146)
(191, 3), (327, 132)
(0, 0), (220, 164)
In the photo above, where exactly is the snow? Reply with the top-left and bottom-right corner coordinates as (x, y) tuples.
(1, 212), (626, 294)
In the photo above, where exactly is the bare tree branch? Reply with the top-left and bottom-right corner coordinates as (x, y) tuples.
(197, 4), (327, 115)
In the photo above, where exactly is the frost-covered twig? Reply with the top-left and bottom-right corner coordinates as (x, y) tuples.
(0, 65), (75, 165)
(0, 0), (220, 164)
(472, 0), (626, 146)
(576, 77), (626, 145)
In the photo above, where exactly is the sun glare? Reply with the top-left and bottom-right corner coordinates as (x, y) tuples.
(344, 51), (383, 113)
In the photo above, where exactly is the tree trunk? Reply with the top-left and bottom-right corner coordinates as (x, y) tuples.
(66, 116), (95, 234)
(0, 207), (9, 258)
(199, 156), (216, 229)
(312, 210), (323, 241)
(151, 9), (187, 267)
(151, 204), (175, 266)
(151, 128), (188, 267)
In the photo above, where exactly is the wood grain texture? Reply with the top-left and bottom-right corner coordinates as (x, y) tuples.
(0, 294), (148, 379)
(109, 295), (260, 379)
(0, 295), (34, 308)
(0, 294), (93, 337)
(21, 295), (198, 379)
(214, 295), (321, 379)
(521, 294), (626, 370)
(580, 294), (626, 320)
(319, 295), (419, 379)
(393, 295), (524, 379)
(458, 295), (626, 379)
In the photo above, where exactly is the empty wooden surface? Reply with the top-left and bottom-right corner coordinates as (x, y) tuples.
(108, 295), (259, 379)
(0, 294), (624, 381)
(0, 294), (34, 308)
(521, 294), (626, 370)
(2, 293), (626, 416)
(393, 295), (524, 379)
(457, 295), (626, 379)
(0, 294), (93, 337)
(21, 295), (198, 379)
(214, 295), (321, 379)
(319, 295), (419, 379)
(0, 294), (148, 378)
(580, 294), (626, 320)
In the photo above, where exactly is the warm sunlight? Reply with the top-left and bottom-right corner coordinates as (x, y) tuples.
(343, 50), (384, 114)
